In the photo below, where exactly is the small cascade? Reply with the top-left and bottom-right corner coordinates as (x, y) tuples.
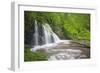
(32, 20), (60, 51)
(43, 23), (60, 44)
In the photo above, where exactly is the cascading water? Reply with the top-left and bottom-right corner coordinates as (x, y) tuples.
(32, 20), (60, 51)
(34, 20), (38, 46)
(43, 23), (60, 44)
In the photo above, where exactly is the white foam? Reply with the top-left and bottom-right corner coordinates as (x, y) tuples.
(31, 40), (71, 52)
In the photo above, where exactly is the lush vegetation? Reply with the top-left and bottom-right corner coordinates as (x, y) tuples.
(24, 48), (49, 61)
(24, 11), (90, 61)
(25, 11), (90, 40)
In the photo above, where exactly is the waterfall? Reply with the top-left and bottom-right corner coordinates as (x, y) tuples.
(43, 23), (60, 44)
(34, 20), (38, 46)
(32, 20), (60, 51)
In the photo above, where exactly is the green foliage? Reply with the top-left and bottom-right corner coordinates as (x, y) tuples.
(24, 11), (90, 61)
(24, 48), (49, 61)
(63, 13), (90, 40)
(25, 11), (90, 41)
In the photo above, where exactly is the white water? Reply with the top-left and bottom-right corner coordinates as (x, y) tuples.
(34, 20), (38, 46)
(48, 49), (86, 60)
(43, 23), (60, 43)
(32, 21), (61, 51)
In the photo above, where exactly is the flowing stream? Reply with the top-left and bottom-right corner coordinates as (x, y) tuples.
(31, 20), (90, 60)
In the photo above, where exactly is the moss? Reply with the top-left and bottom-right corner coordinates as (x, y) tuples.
(24, 48), (49, 61)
